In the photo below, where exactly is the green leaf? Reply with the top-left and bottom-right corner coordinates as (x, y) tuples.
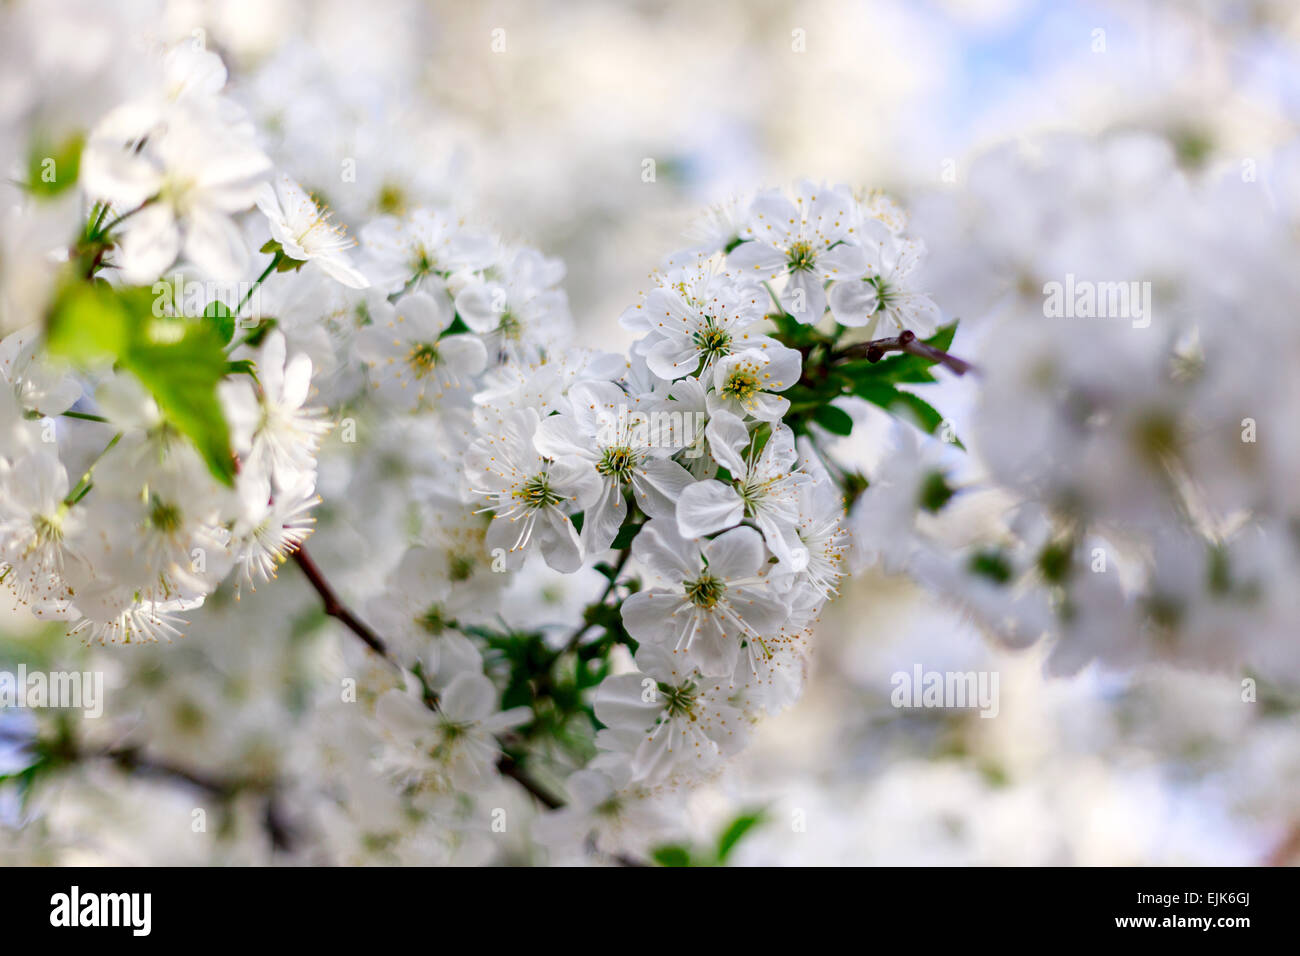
(45, 281), (131, 362)
(27, 132), (84, 199)
(888, 391), (946, 437)
(923, 320), (958, 353)
(650, 844), (693, 867)
(715, 810), (765, 863)
(45, 278), (236, 486)
(610, 521), (640, 551)
(844, 378), (900, 407)
(203, 300), (236, 345)
(768, 311), (828, 349)
(128, 316), (236, 485)
(811, 403), (853, 436)
(839, 356), (936, 385)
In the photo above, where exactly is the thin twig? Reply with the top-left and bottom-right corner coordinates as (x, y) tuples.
(835, 329), (976, 376)
(558, 546), (633, 658)
(9, 733), (292, 850)
(290, 545), (650, 865)
(100, 744), (259, 797)
(291, 545), (395, 662)
(496, 753), (562, 810)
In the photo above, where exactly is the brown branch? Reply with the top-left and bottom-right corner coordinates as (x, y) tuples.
(835, 329), (976, 377)
(101, 744), (260, 797)
(292, 544), (394, 662)
(496, 753), (562, 810)
(6, 731), (294, 851)
(290, 543), (654, 865)
(1, 726), (258, 798)
(290, 544), (653, 862)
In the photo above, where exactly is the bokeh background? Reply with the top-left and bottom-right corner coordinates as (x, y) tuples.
(4, 0), (1300, 864)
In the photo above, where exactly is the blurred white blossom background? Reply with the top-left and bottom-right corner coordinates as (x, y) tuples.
(3, 0), (1300, 865)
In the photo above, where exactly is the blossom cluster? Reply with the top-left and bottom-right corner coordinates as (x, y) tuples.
(3, 24), (932, 856)
(0, 40), (333, 644)
(368, 185), (937, 833)
(365, 177), (960, 841)
(851, 133), (1300, 681)
(6, 0), (1296, 867)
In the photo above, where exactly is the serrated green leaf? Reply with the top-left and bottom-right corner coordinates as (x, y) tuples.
(127, 317), (236, 486)
(839, 356), (936, 386)
(887, 391), (945, 436)
(855, 381), (960, 446)
(924, 320), (958, 353)
(45, 278), (236, 486)
(847, 378), (900, 406)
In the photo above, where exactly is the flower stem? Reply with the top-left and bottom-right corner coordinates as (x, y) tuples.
(61, 410), (110, 424)
(558, 545), (632, 658)
(237, 252), (281, 316)
(62, 431), (122, 506)
(99, 198), (153, 236)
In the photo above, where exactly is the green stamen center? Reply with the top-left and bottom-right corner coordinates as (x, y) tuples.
(658, 681), (699, 718)
(684, 573), (725, 609)
(788, 240), (816, 271)
(721, 369), (761, 402)
(516, 473), (562, 509)
(407, 342), (440, 376)
(418, 603), (451, 635)
(596, 445), (636, 480)
(692, 321), (732, 362)
(149, 497), (182, 534)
